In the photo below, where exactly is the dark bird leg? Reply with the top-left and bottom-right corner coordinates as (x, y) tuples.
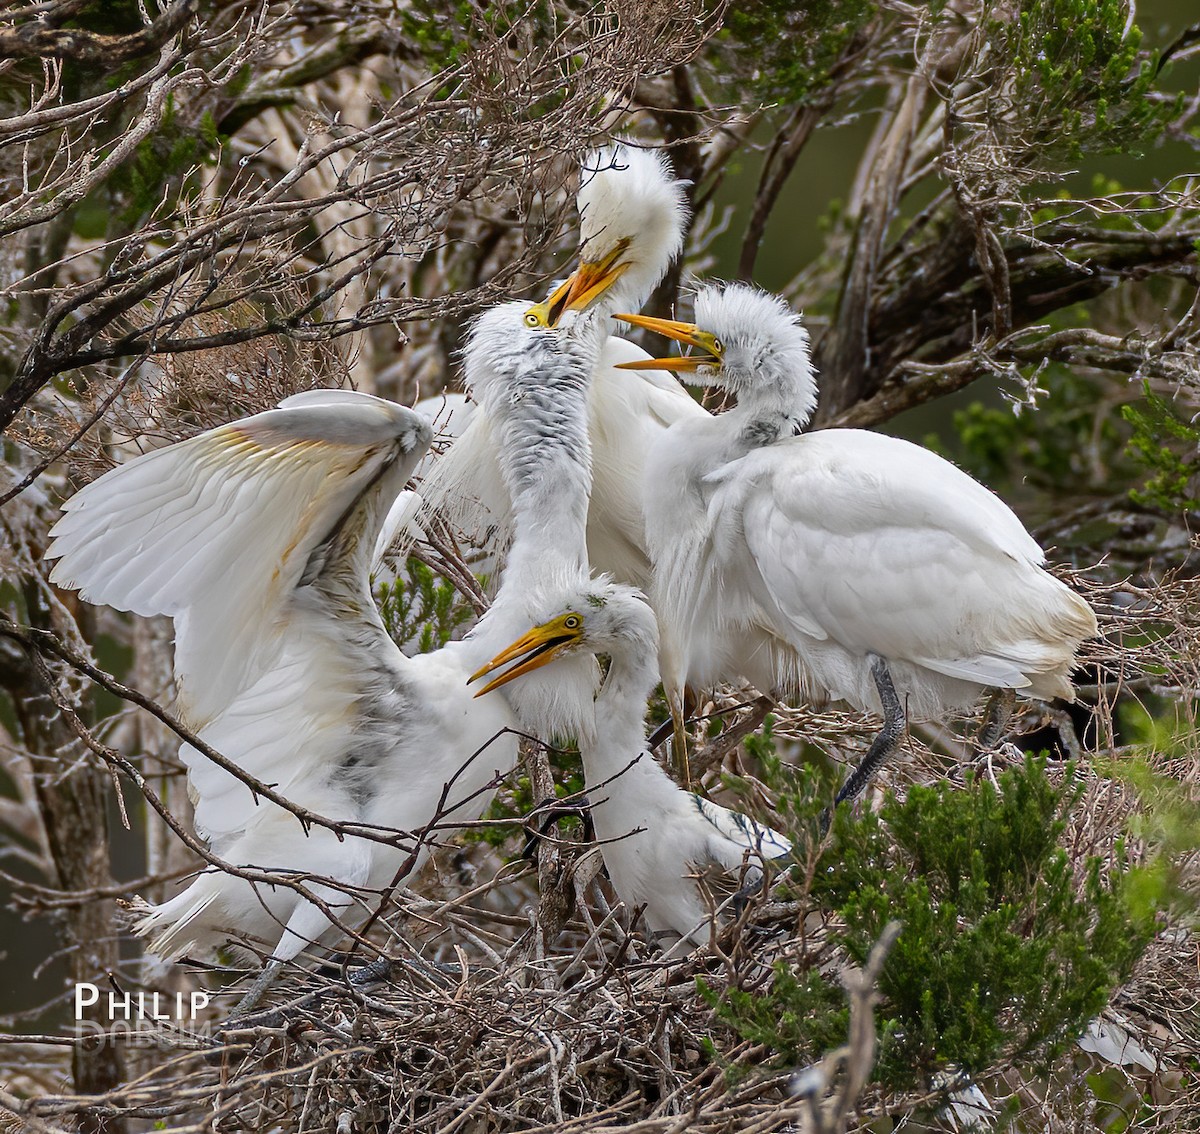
(349, 954), (463, 988)
(836, 655), (905, 806)
(823, 656), (905, 831)
(224, 956), (286, 1022)
(648, 715), (676, 752)
(977, 687), (1016, 749)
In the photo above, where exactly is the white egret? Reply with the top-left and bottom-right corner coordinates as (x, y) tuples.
(616, 282), (1098, 806)
(46, 299), (609, 1001)
(418, 142), (708, 590)
(469, 579), (791, 951)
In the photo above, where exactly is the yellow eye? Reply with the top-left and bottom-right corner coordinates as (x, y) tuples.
(564, 614), (581, 629)
(524, 312), (541, 327)
(712, 338), (724, 353)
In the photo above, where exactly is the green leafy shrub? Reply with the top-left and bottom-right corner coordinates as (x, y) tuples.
(376, 558), (482, 654)
(110, 96), (220, 229)
(997, 0), (1173, 161)
(1122, 384), (1200, 513)
(927, 363), (1139, 501)
(717, 0), (877, 105)
(707, 758), (1155, 1092)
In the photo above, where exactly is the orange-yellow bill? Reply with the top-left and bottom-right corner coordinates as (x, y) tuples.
(559, 239), (632, 315)
(467, 616), (582, 696)
(610, 313), (720, 372)
(529, 239), (634, 328)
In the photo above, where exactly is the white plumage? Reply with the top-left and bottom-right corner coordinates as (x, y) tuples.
(49, 390), (427, 729)
(416, 143), (708, 590)
(471, 579), (791, 951)
(619, 283), (1098, 804)
(46, 301), (608, 974)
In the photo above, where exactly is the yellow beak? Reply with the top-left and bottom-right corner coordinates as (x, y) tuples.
(467, 619), (581, 697)
(610, 313), (720, 372)
(560, 243), (631, 313)
(531, 239), (633, 328)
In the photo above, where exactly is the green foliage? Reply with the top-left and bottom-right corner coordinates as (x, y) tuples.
(399, 0), (479, 72)
(708, 758), (1155, 1092)
(1121, 384), (1200, 513)
(700, 962), (847, 1064)
(996, 0), (1173, 161)
(376, 559), (482, 654)
(66, 0), (144, 36)
(742, 714), (777, 765)
(717, 0), (876, 105)
(472, 749), (587, 853)
(399, 0), (561, 89)
(1102, 740), (1200, 923)
(109, 96), (221, 229)
(927, 363), (1138, 501)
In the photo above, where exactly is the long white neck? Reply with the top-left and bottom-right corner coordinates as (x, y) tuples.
(718, 360), (815, 460)
(462, 313), (604, 740)
(730, 387), (807, 452)
(497, 395), (591, 590)
(582, 641), (673, 823)
(482, 325), (600, 595)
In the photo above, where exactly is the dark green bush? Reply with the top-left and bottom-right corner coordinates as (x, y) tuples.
(707, 758), (1155, 1092)
(1122, 384), (1200, 514)
(377, 558), (482, 654)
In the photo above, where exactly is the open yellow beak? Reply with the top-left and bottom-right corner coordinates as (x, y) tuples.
(610, 313), (721, 372)
(467, 616), (583, 697)
(529, 240), (633, 328)
(560, 241), (631, 313)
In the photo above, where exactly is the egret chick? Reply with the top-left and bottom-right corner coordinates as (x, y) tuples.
(419, 142), (708, 589)
(617, 282), (1098, 807)
(47, 299), (608, 1008)
(470, 580), (791, 952)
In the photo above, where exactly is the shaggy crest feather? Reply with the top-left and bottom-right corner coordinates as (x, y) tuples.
(577, 142), (690, 313)
(692, 283), (817, 427)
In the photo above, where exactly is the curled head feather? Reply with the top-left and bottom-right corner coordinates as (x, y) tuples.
(692, 281), (816, 424)
(574, 142), (690, 312)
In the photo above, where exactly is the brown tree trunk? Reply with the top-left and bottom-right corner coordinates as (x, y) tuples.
(12, 589), (127, 1134)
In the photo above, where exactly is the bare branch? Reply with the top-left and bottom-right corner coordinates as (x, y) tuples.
(0, 0), (199, 66)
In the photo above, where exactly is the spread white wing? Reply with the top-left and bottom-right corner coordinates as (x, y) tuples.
(48, 391), (432, 725)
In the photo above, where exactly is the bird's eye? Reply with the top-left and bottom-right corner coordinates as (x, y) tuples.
(564, 615), (581, 629)
(524, 312), (541, 328)
(712, 338), (724, 354)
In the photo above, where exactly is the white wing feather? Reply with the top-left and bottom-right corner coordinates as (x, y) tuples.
(692, 794), (793, 864)
(589, 748), (790, 950)
(181, 619), (369, 845)
(53, 393), (528, 964)
(48, 395), (428, 723)
(704, 430), (1096, 712)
